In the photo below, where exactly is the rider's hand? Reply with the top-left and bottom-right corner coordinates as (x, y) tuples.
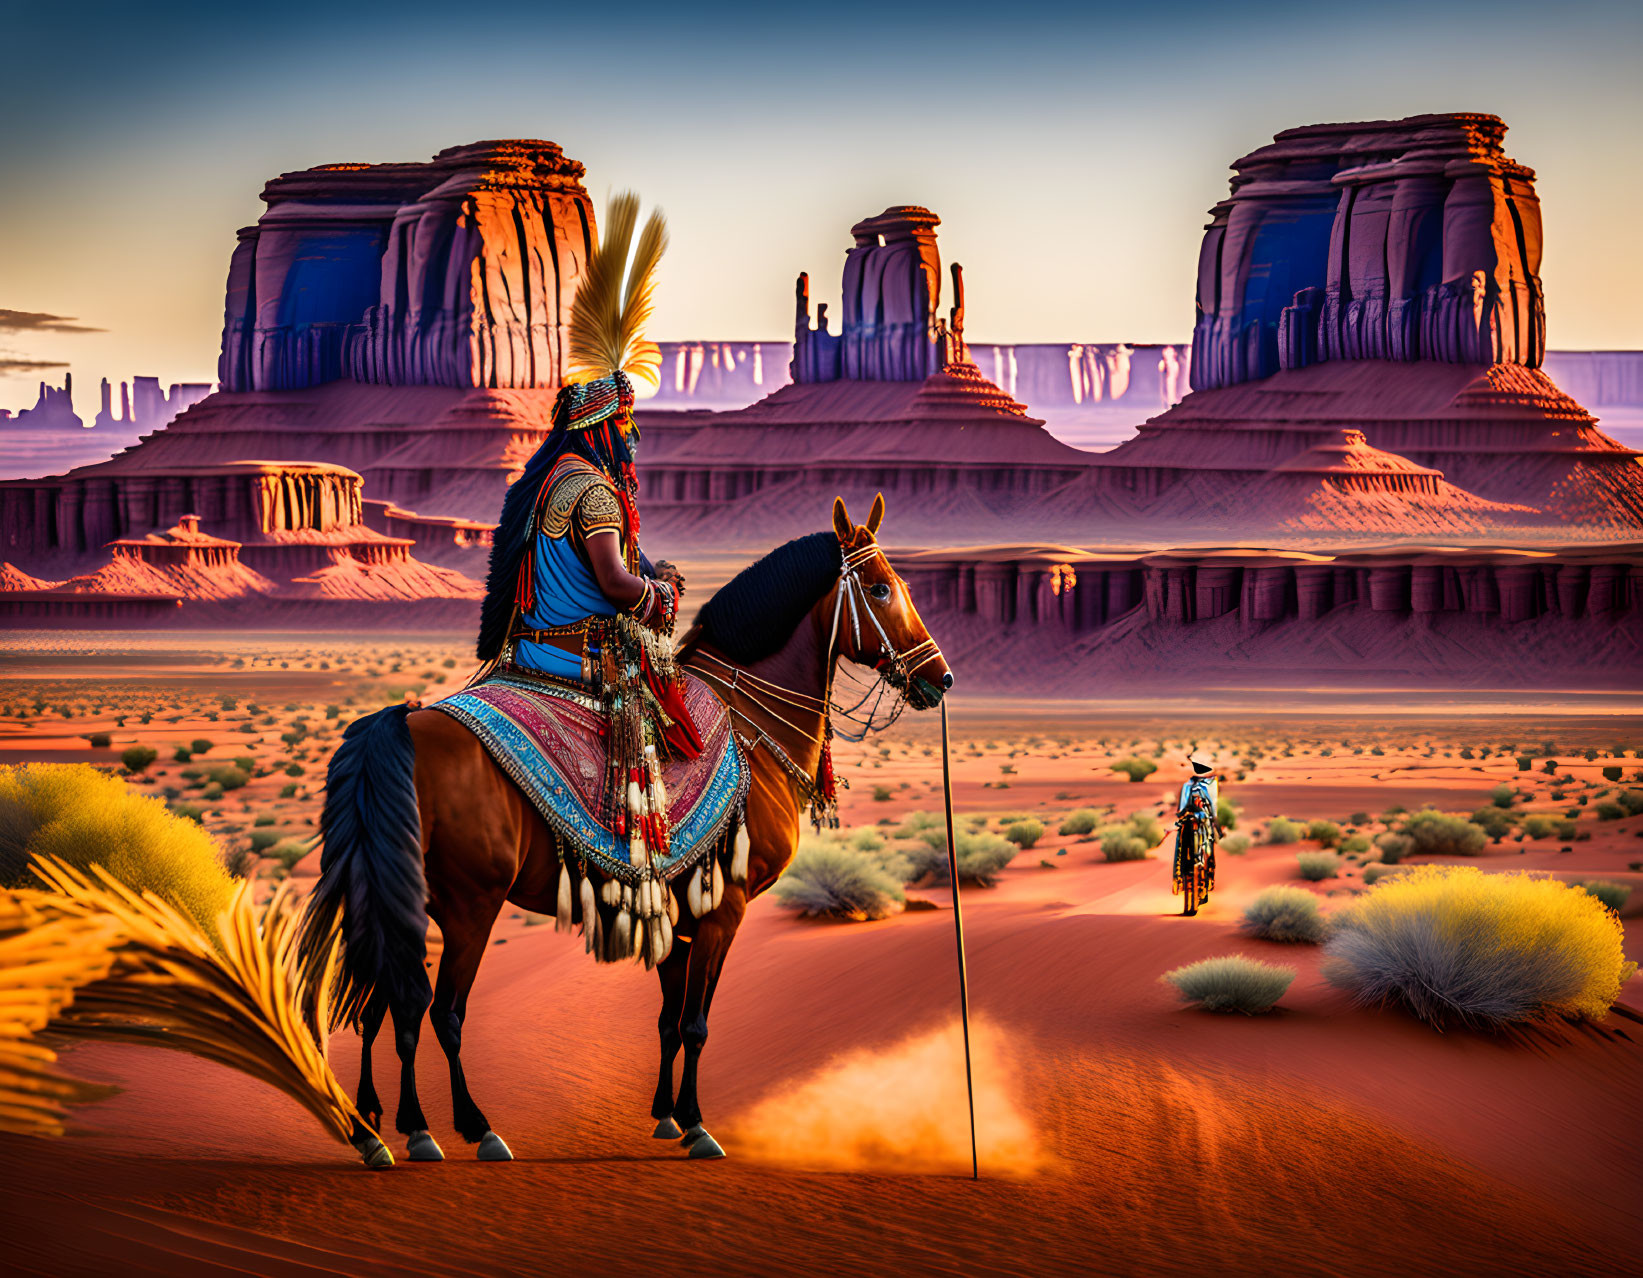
(655, 560), (686, 595)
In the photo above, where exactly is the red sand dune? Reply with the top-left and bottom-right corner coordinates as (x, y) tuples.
(3, 827), (1638, 1276)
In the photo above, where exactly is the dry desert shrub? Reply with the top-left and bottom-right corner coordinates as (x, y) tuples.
(1110, 757), (1158, 783)
(903, 827), (1017, 886)
(1578, 880), (1632, 913)
(1296, 851), (1341, 881)
(1101, 833), (1148, 862)
(1374, 831), (1412, 863)
(1058, 808), (1099, 835)
(1221, 833), (1252, 856)
(773, 839), (906, 921)
(1402, 809), (1487, 857)
(1241, 886), (1327, 943)
(1163, 956), (1296, 1014)
(0, 764), (233, 936)
(1004, 820), (1043, 849)
(1361, 862), (1407, 886)
(1263, 817), (1302, 845)
(1323, 866), (1633, 1028)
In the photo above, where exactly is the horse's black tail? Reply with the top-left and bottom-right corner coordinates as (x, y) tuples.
(296, 704), (427, 1030)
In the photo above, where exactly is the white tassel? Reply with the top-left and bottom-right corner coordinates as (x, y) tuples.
(579, 875), (597, 950)
(649, 778), (667, 812)
(627, 780), (644, 814)
(648, 916), (665, 964)
(658, 910), (673, 962)
(555, 863), (573, 933)
(613, 909), (632, 961)
(664, 882), (679, 925)
(631, 911), (644, 958)
(710, 864), (725, 911)
(732, 824), (750, 884)
(602, 878), (623, 907)
(688, 866), (704, 917)
(629, 834), (645, 867)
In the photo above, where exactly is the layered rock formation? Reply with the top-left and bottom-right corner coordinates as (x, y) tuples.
(220, 140), (593, 392)
(1193, 114), (1544, 390)
(92, 377), (212, 432)
(0, 459), (483, 621)
(635, 206), (1099, 544)
(792, 206), (966, 383)
(3, 376), (81, 430)
(895, 542), (1642, 689)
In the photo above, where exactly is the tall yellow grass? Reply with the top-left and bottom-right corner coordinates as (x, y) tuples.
(0, 858), (367, 1147)
(0, 894), (122, 1136)
(0, 764), (234, 936)
(1323, 865), (1633, 1027)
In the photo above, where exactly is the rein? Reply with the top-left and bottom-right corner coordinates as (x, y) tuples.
(686, 535), (946, 825)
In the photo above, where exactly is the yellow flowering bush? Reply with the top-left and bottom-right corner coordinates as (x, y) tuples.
(0, 764), (234, 937)
(1323, 865), (1633, 1028)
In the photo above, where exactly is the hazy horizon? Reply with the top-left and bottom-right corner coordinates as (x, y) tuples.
(4, 0), (1641, 411)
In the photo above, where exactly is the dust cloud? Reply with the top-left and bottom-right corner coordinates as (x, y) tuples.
(729, 1019), (1048, 1177)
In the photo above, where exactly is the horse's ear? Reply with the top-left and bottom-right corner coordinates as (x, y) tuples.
(865, 492), (885, 536)
(832, 496), (853, 543)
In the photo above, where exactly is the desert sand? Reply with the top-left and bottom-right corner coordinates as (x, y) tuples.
(1, 634), (1640, 1276)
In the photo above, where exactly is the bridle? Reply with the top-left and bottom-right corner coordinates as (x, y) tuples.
(827, 539), (942, 696)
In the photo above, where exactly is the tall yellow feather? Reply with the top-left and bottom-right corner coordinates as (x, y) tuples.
(567, 191), (668, 389)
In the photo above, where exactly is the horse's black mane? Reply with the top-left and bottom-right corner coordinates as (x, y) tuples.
(693, 531), (841, 663)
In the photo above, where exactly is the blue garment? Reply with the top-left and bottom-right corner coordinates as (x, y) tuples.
(1177, 775), (1218, 816)
(514, 532), (619, 680)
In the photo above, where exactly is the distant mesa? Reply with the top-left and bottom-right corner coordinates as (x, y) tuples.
(221, 139), (592, 392)
(1192, 113), (1544, 387)
(0, 123), (1640, 645)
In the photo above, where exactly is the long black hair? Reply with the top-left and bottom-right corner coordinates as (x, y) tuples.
(476, 391), (637, 662)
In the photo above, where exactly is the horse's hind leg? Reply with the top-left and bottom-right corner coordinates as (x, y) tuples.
(357, 991), (387, 1131)
(649, 944), (689, 1138)
(348, 992), (394, 1168)
(389, 969), (434, 1149)
(429, 893), (512, 1161)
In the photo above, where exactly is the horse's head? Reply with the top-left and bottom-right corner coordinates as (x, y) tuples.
(830, 494), (952, 710)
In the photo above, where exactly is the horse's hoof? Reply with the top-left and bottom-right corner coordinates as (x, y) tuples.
(476, 1131), (514, 1161)
(679, 1123), (706, 1147)
(352, 1134), (395, 1169)
(406, 1130), (444, 1162)
(653, 1116), (684, 1139)
(686, 1129), (726, 1160)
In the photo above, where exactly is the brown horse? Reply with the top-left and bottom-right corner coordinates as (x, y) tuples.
(297, 495), (952, 1166)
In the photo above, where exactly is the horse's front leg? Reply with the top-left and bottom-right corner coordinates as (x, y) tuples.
(650, 942), (690, 1138)
(672, 891), (745, 1160)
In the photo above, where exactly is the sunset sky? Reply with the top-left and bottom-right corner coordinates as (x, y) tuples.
(2, 0), (1640, 412)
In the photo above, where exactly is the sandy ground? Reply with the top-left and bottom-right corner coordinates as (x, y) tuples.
(1, 634), (1641, 1276)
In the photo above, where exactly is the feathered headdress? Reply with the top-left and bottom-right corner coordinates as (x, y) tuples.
(567, 190), (667, 391)
(473, 192), (667, 665)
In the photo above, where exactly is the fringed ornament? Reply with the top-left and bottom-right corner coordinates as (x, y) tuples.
(579, 875), (598, 953)
(555, 863), (574, 933)
(731, 823), (750, 884)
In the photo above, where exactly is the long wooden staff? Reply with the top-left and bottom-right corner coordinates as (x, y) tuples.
(939, 698), (979, 1180)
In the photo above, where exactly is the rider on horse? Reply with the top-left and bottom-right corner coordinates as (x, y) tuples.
(1172, 755), (1219, 916)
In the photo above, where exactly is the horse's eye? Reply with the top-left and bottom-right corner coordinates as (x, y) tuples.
(869, 583), (891, 602)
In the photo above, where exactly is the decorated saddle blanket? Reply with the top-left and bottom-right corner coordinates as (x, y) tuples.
(432, 670), (745, 885)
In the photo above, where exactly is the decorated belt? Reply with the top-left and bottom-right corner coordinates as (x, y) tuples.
(512, 621), (593, 656)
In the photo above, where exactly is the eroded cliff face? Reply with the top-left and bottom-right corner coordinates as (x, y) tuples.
(1193, 114), (1544, 391)
(894, 543), (1642, 690)
(220, 141), (593, 392)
